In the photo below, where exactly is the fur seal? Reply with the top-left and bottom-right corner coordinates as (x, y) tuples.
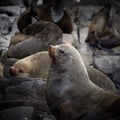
(31, 0), (73, 33)
(22, 20), (49, 35)
(9, 51), (116, 91)
(85, 4), (111, 44)
(46, 44), (120, 120)
(93, 28), (120, 49)
(85, 4), (120, 51)
(7, 22), (63, 58)
(10, 21), (50, 48)
(17, 8), (32, 33)
(9, 51), (51, 79)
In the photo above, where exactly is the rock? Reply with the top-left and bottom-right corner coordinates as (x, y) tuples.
(0, 0), (23, 6)
(0, 77), (9, 94)
(80, 6), (100, 21)
(0, 93), (4, 101)
(111, 17), (120, 36)
(0, 14), (11, 35)
(112, 63), (120, 89)
(0, 6), (21, 16)
(0, 36), (9, 51)
(80, 0), (120, 5)
(4, 77), (49, 112)
(94, 55), (120, 76)
(0, 106), (34, 120)
(42, 115), (56, 120)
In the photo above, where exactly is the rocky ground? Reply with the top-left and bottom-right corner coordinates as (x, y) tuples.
(0, 0), (120, 119)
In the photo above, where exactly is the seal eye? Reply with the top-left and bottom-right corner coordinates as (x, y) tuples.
(59, 48), (65, 54)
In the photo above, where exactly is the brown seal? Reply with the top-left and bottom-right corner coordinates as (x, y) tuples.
(85, 4), (120, 50)
(17, 8), (32, 33)
(7, 22), (63, 58)
(93, 28), (120, 49)
(10, 33), (32, 46)
(46, 44), (120, 120)
(31, 0), (73, 33)
(10, 21), (50, 47)
(9, 51), (116, 90)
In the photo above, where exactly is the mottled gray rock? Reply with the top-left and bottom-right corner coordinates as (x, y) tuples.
(0, 36), (9, 50)
(42, 115), (56, 120)
(0, 6), (21, 16)
(111, 17), (120, 37)
(80, 0), (120, 6)
(0, 14), (11, 35)
(94, 56), (120, 76)
(4, 77), (49, 112)
(0, 106), (34, 120)
(80, 6), (98, 21)
(112, 62), (120, 89)
(0, 0), (23, 6)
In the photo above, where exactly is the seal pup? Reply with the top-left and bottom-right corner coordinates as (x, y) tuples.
(9, 51), (51, 79)
(31, 0), (73, 33)
(46, 44), (120, 120)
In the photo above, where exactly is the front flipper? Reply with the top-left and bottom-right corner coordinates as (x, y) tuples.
(97, 43), (120, 55)
(51, 5), (64, 23)
(97, 44), (114, 53)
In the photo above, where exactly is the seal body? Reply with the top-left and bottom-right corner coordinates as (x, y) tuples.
(31, 0), (73, 33)
(17, 8), (32, 33)
(85, 4), (120, 49)
(7, 22), (63, 58)
(10, 51), (51, 79)
(46, 44), (120, 120)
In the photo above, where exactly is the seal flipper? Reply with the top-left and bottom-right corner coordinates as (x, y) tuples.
(97, 44), (114, 53)
(30, 0), (40, 20)
(97, 43), (120, 55)
(50, 5), (64, 23)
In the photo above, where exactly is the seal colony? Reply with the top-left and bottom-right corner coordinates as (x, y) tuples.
(46, 44), (120, 120)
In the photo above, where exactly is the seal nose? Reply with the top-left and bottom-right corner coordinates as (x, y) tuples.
(48, 45), (56, 58)
(9, 66), (18, 76)
(49, 45), (56, 51)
